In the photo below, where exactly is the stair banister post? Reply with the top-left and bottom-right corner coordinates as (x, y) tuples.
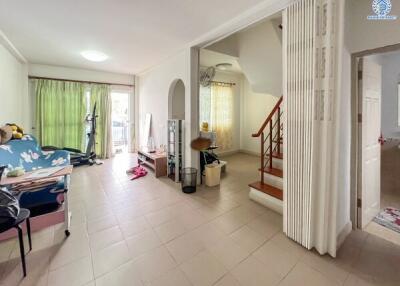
(261, 132), (264, 184)
(269, 120), (273, 169)
(277, 107), (281, 155)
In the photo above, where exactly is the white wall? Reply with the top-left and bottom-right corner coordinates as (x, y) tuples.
(237, 19), (282, 95)
(337, 0), (400, 235)
(241, 76), (279, 154)
(0, 43), (29, 129)
(204, 18), (283, 155)
(208, 19), (282, 95)
(137, 49), (198, 168)
(381, 53), (400, 139)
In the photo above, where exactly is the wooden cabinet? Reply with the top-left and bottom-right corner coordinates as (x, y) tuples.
(138, 149), (167, 178)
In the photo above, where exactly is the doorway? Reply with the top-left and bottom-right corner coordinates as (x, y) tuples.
(352, 44), (400, 245)
(111, 91), (130, 154)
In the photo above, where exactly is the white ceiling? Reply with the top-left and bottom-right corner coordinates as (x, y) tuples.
(200, 49), (242, 74)
(0, 0), (267, 75)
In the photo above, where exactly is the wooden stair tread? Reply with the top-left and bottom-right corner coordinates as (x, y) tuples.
(272, 152), (283, 159)
(259, 167), (283, 178)
(249, 181), (283, 200)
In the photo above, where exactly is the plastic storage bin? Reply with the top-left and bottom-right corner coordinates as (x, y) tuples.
(181, 168), (197, 193)
(205, 163), (222, 187)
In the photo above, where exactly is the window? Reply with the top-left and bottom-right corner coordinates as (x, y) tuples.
(199, 83), (234, 150)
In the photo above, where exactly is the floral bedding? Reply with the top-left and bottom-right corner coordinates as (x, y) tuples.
(0, 135), (70, 211)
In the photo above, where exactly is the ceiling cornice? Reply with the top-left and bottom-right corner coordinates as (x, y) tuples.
(0, 29), (27, 63)
(137, 0), (295, 76)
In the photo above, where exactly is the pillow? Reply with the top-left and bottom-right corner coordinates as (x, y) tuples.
(0, 125), (13, 144)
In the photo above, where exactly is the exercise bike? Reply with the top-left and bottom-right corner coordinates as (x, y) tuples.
(43, 103), (101, 166)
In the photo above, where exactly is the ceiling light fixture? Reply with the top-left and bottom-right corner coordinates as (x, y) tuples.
(216, 63), (232, 70)
(81, 50), (109, 62)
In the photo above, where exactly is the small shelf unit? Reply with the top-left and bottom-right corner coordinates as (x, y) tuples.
(167, 119), (184, 182)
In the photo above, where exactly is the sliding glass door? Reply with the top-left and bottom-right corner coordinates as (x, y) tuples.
(111, 91), (130, 154)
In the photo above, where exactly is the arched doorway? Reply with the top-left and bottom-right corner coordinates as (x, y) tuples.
(168, 79), (185, 120)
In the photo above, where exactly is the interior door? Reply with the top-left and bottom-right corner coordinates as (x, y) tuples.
(359, 57), (382, 229)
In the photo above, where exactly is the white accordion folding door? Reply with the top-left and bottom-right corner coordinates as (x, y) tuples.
(283, 0), (342, 257)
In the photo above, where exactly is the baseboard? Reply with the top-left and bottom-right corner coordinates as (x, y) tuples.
(336, 221), (352, 250)
(216, 150), (240, 157)
(238, 149), (260, 157)
(249, 188), (283, 214)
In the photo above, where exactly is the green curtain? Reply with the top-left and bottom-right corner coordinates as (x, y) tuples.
(35, 79), (86, 150)
(90, 84), (111, 159)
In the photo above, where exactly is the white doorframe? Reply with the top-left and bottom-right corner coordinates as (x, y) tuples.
(350, 43), (400, 229)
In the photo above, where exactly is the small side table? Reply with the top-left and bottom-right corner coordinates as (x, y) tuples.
(0, 165), (73, 237)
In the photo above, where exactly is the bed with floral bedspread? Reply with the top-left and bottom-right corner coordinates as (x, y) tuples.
(0, 134), (70, 215)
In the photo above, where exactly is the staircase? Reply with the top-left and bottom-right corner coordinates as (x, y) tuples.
(249, 96), (283, 214)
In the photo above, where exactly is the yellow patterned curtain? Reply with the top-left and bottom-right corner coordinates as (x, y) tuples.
(210, 83), (233, 151)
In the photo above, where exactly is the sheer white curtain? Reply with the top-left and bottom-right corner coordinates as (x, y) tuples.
(199, 83), (233, 151)
(211, 83), (233, 151)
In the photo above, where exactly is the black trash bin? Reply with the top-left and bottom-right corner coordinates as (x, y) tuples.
(181, 168), (197, 194)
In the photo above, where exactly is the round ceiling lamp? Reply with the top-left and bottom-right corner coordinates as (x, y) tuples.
(81, 50), (109, 62)
(216, 63), (233, 70)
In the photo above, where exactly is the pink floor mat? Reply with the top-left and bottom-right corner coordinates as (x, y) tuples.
(373, 207), (400, 233)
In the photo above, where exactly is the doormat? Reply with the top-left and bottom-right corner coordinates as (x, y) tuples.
(373, 207), (400, 233)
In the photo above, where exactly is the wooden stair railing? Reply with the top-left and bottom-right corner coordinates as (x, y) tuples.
(252, 96), (283, 185)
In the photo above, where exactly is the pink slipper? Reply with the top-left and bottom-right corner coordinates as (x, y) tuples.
(131, 166), (148, 180)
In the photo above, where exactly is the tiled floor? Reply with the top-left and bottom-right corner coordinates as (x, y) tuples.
(1, 153), (400, 286)
(365, 143), (400, 246)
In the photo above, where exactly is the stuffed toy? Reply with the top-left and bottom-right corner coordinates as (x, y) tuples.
(6, 123), (24, 139)
(0, 125), (13, 144)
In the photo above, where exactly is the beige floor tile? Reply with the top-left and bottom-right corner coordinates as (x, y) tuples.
(278, 262), (340, 286)
(166, 201), (197, 217)
(343, 274), (377, 286)
(89, 226), (124, 251)
(269, 233), (307, 259)
(119, 216), (151, 238)
(0, 248), (51, 286)
(154, 219), (188, 243)
(175, 209), (209, 230)
(166, 233), (204, 264)
(126, 229), (162, 258)
(214, 274), (241, 286)
(300, 250), (350, 285)
(231, 256), (282, 286)
(365, 222), (400, 246)
(50, 235), (91, 270)
(130, 246), (177, 282)
(230, 225), (267, 253)
(148, 267), (192, 286)
(95, 260), (143, 286)
(0, 239), (16, 263)
(247, 213), (281, 239)
(48, 256), (93, 286)
(87, 214), (118, 234)
(92, 241), (131, 277)
(190, 223), (226, 248)
(212, 212), (247, 234)
(253, 240), (299, 277)
(180, 251), (227, 286)
(206, 237), (249, 270)
(2, 153), (400, 286)
(145, 208), (177, 227)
